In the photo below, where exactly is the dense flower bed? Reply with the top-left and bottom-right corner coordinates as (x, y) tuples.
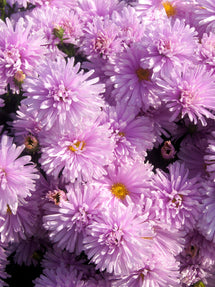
(0, 0), (215, 286)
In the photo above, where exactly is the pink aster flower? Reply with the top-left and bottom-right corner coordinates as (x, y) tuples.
(157, 63), (215, 125)
(39, 122), (114, 183)
(43, 182), (105, 254)
(0, 17), (44, 93)
(97, 159), (153, 205)
(80, 16), (122, 60)
(0, 134), (39, 215)
(111, 5), (144, 46)
(34, 266), (86, 287)
(8, 235), (48, 266)
(56, 9), (83, 46)
(177, 229), (215, 286)
(0, 196), (39, 244)
(25, 6), (65, 58)
(106, 104), (155, 161)
(23, 56), (105, 130)
(34, 247), (111, 287)
(105, 43), (161, 110)
(153, 161), (203, 230)
(113, 253), (180, 287)
(84, 200), (155, 275)
(142, 18), (198, 76)
(135, 0), (197, 24)
(26, 6), (83, 57)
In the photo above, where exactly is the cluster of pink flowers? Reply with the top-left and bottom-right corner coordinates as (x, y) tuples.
(1, 0), (215, 286)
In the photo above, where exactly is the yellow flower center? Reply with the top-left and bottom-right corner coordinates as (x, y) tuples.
(111, 183), (129, 199)
(68, 141), (86, 152)
(162, 1), (176, 17)
(136, 68), (151, 81)
(118, 131), (125, 137)
(7, 204), (12, 215)
(171, 194), (183, 208)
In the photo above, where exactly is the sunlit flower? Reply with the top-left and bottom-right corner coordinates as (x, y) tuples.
(157, 64), (215, 125)
(39, 122), (114, 183)
(84, 200), (154, 275)
(0, 135), (38, 215)
(153, 161), (202, 230)
(0, 17), (44, 93)
(23, 57), (105, 130)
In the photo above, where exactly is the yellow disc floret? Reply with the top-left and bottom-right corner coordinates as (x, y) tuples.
(7, 204), (12, 215)
(111, 183), (129, 200)
(69, 141), (86, 152)
(162, 1), (176, 17)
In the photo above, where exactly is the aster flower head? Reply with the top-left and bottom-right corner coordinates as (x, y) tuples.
(8, 235), (48, 267)
(113, 252), (180, 287)
(0, 17), (45, 93)
(158, 63), (215, 125)
(80, 16), (122, 60)
(27, 6), (83, 56)
(35, 247), (111, 287)
(153, 161), (203, 230)
(43, 181), (106, 254)
(39, 122), (114, 183)
(25, 6), (65, 58)
(55, 9), (83, 46)
(0, 134), (39, 215)
(135, 0), (196, 24)
(23, 56), (105, 131)
(178, 229), (215, 286)
(84, 200), (155, 275)
(106, 104), (155, 161)
(98, 159), (154, 205)
(0, 196), (39, 244)
(34, 266), (86, 287)
(111, 5), (145, 46)
(142, 18), (198, 76)
(105, 43), (161, 110)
